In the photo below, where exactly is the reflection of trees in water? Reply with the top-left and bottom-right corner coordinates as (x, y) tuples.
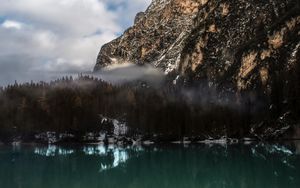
(31, 142), (300, 173)
(33, 144), (145, 172)
(83, 145), (130, 172)
(34, 145), (75, 156)
(1, 143), (300, 188)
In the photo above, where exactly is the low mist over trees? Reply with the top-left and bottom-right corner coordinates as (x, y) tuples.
(0, 73), (299, 141)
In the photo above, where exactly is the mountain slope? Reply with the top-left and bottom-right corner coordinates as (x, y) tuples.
(95, 0), (299, 88)
(94, 0), (300, 138)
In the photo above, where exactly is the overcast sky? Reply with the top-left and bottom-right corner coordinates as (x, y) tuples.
(0, 0), (151, 86)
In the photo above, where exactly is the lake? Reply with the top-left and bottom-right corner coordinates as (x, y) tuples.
(0, 142), (299, 188)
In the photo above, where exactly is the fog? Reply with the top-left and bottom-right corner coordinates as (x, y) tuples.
(93, 63), (165, 85)
(0, 61), (165, 87)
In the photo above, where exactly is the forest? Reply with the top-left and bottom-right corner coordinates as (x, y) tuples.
(0, 63), (299, 142)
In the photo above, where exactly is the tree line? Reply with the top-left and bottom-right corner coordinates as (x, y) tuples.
(0, 69), (299, 141)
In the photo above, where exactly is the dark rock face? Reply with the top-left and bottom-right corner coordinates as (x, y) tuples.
(94, 0), (300, 127)
(178, 0), (300, 92)
(94, 0), (207, 71)
(95, 0), (299, 77)
(95, 0), (299, 91)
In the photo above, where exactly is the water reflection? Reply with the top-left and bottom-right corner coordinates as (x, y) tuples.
(34, 144), (143, 171)
(34, 145), (75, 156)
(99, 148), (129, 172)
(83, 145), (107, 156)
(19, 142), (300, 172)
(82, 145), (130, 171)
(0, 142), (299, 188)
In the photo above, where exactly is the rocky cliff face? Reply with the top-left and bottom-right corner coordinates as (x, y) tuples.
(95, 0), (299, 92)
(94, 0), (300, 137)
(95, 0), (300, 102)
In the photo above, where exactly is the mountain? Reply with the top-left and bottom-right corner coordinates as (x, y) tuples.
(94, 0), (300, 139)
(95, 0), (299, 86)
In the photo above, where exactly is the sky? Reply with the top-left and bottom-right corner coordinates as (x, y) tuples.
(0, 0), (151, 86)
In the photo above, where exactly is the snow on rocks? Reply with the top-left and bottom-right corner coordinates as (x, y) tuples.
(99, 115), (129, 136)
(34, 132), (76, 144)
(83, 132), (106, 143)
(112, 119), (128, 136)
(197, 136), (240, 145)
(172, 137), (192, 144)
(173, 75), (180, 85)
(143, 140), (155, 145)
(35, 132), (58, 144)
(242, 137), (256, 145)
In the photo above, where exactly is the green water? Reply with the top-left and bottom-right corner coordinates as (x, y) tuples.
(0, 142), (299, 188)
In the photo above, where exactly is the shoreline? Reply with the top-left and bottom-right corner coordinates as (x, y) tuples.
(2, 137), (300, 147)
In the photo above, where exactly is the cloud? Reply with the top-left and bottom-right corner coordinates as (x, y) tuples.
(0, 0), (151, 86)
(2, 20), (23, 29)
(93, 62), (165, 86)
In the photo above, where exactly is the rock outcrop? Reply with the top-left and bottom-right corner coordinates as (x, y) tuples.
(95, 0), (299, 91)
(94, 0), (300, 134)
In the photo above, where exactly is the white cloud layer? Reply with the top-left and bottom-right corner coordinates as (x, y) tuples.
(2, 20), (23, 29)
(0, 0), (151, 86)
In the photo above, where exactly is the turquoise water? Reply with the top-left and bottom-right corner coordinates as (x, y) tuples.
(0, 142), (299, 188)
